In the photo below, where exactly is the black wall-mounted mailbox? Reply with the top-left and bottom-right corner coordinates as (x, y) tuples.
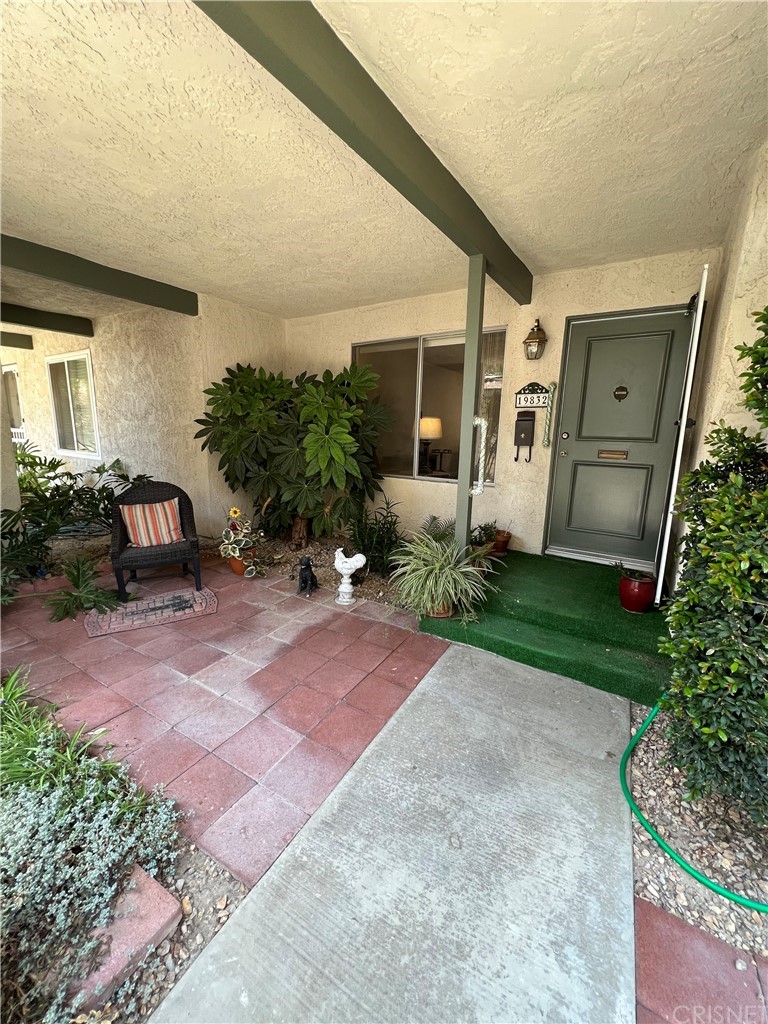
(514, 410), (535, 463)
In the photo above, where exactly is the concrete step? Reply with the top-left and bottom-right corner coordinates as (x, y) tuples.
(78, 865), (181, 1011)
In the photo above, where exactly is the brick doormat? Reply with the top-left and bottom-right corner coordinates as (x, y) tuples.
(84, 587), (218, 637)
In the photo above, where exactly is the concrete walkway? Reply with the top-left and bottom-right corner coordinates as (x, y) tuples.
(152, 644), (635, 1024)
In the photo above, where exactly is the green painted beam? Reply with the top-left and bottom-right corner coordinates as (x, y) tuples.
(0, 331), (33, 350)
(1, 235), (199, 316)
(455, 254), (486, 547)
(194, 1), (532, 306)
(1, 303), (94, 337)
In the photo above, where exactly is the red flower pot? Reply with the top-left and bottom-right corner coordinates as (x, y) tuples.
(427, 602), (454, 619)
(619, 574), (655, 614)
(228, 556), (247, 576)
(492, 530), (512, 556)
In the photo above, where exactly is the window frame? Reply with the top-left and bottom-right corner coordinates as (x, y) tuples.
(45, 349), (101, 460)
(352, 325), (507, 485)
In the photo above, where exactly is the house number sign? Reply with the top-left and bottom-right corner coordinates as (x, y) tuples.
(515, 382), (549, 408)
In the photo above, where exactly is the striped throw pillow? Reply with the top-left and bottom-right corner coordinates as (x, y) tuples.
(120, 499), (183, 547)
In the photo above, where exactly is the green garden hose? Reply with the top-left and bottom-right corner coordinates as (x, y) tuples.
(620, 702), (767, 914)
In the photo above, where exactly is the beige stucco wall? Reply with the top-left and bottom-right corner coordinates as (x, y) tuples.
(284, 246), (721, 551)
(6, 148), (764, 554)
(0, 293), (285, 536)
(689, 144), (768, 461)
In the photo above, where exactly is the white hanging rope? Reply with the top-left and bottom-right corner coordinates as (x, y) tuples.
(470, 415), (488, 496)
(542, 382), (557, 448)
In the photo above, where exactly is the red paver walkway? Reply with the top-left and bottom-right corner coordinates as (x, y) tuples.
(2, 559), (446, 886)
(11, 560), (761, 1010)
(635, 896), (768, 1023)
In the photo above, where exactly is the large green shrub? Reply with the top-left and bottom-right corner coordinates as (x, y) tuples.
(660, 309), (768, 823)
(195, 364), (389, 539)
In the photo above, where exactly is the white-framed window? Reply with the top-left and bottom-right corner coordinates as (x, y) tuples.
(2, 364), (26, 443)
(353, 328), (506, 482)
(45, 350), (100, 458)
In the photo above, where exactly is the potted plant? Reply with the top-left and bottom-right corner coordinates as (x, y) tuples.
(492, 523), (512, 556)
(390, 532), (496, 622)
(219, 507), (265, 578)
(470, 521), (496, 548)
(614, 562), (656, 614)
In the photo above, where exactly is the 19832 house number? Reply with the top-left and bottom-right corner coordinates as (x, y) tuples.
(515, 392), (548, 408)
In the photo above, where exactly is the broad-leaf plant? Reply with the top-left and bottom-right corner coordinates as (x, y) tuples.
(195, 364), (389, 540)
(661, 308), (768, 823)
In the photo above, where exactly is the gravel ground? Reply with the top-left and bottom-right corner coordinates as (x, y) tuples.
(629, 703), (767, 958)
(76, 845), (249, 1023)
(50, 532), (397, 606)
(240, 534), (397, 605)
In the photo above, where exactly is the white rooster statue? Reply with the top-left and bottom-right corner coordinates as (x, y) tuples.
(334, 548), (367, 606)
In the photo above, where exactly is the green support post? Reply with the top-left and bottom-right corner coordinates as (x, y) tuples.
(455, 254), (486, 548)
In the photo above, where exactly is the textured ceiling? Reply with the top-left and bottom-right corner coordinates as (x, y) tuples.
(1, 1), (465, 319)
(3, 2), (765, 321)
(317, 1), (768, 274)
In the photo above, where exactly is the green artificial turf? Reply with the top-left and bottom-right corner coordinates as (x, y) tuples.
(421, 551), (671, 706)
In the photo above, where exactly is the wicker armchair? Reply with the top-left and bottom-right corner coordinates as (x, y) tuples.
(111, 481), (202, 603)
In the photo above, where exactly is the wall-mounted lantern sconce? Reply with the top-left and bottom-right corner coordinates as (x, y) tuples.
(523, 319), (547, 360)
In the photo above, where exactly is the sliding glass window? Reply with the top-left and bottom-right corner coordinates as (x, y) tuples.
(354, 329), (506, 482)
(46, 351), (100, 457)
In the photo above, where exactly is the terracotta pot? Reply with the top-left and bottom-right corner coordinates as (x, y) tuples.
(228, 556), (247, 576)
(470, 546), (489, 574)
(492, 529), (512, 556)
(619, 574), (656, 614)
(427, 602), (454, 619)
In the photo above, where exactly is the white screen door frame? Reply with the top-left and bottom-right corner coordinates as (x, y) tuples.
(653, 264), (709, 605)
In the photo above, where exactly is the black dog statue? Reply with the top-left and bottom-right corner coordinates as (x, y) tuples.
(296, 555), (318, 597)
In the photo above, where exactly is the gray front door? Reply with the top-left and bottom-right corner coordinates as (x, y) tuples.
(546, 308), (692, 568)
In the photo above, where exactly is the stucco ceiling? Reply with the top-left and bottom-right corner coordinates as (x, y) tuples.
(317, 0), (768, 274)
(1, 1), (466, 320)
(2, 2), (765, 321)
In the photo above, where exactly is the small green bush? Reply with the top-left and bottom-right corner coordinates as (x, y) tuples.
(471, 521), (496, 546)
(0, 671), (182, 1023)
(349, 498), (403, 576)
(44, 557), (122, 622)
(661, 309), (768, 823)
(420, 514), (456, 542)
(1, 446), (151, 603)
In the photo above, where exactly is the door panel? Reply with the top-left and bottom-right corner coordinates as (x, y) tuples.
(547, 309), (690, 567)
(578, 332), (670, 440)
(567, 463), (652, 538)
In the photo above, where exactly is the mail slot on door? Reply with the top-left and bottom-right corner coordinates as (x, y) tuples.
(597, 450), (629, 460)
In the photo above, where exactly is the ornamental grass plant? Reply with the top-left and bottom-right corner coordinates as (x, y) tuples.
(0, 670), (182, 1024)
(390, 531), (496, 623)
